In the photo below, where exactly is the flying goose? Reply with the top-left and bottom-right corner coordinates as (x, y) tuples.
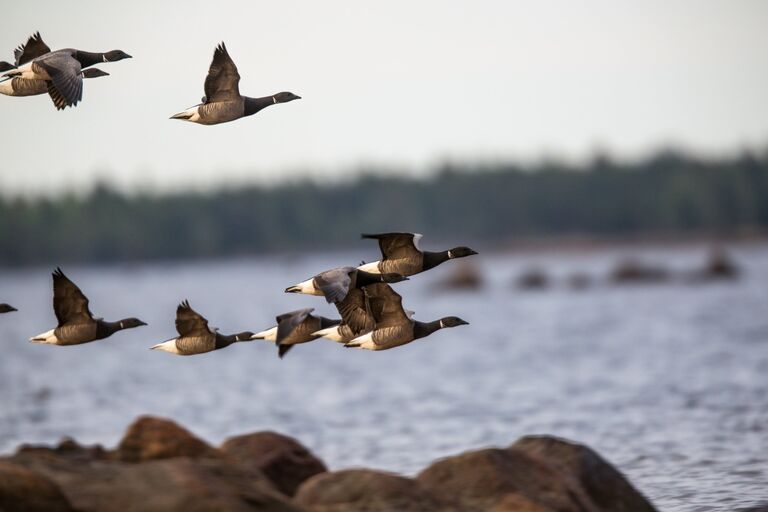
(1, 34), (131, 110)
(285, 266), (408, 304)
(344, 283), (468, 351)
(358, 232), (478, 277)
(151, 300), (254, 355)
(1, 68), (109, 98)
(252, 308), (340, 358)
(30, 268), (146, 345)
(170, 42), (300, 125)
(312, 287), (415, 343)
(0, 304), (17, 313)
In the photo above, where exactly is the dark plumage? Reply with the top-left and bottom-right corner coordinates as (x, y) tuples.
(1, 67), (109, 97)
(170, 42), (300, 125)
(1, 35), (131, 110)
(0, 304), (17, 314)
(344, 283), (468, 351)
(285, 266), (408, 304)
(359, 232), (478, 277)
(29, 267), (146, 345)
(252, 308), (340, 358)
(151, 300), (253, 356)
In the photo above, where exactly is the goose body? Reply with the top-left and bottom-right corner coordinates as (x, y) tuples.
(29, 268), (146, 346)
(253, 308), (340, 358)
(151, 300), (253, 356)
(1, 32), (130, 110)
(285, 266), (408, 304)
(170, 43), (300, 125)
(358, 232), (478, 277)
(345, 283), (468, 351)
(0, 68), (109, 97)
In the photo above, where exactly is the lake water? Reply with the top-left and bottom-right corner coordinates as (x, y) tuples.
(0, 243), (766, 511)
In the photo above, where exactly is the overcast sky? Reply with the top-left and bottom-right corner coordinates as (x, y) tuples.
(1, 0), (767, 195)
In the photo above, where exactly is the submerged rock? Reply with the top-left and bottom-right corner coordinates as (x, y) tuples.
(295, 468), (457, 512)
(222, 431), (327, 497)
(116, 415), (220, 462)
(0, 461), (75, 512)
(435, 261), (483, 290)
(515, 268), (550, 290)
(610, 259), (669, 284)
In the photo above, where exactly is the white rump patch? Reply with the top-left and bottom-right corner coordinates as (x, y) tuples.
(413, 233), (423, 251)
(29, 328), (58, 344)
(312, 326), (343, 342)
(357, 261), (382, 274)
(151, 338), (181, 354)
(252, 326), (278, 342)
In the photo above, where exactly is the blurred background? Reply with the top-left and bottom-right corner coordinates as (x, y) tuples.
(1, 2), (767, 511)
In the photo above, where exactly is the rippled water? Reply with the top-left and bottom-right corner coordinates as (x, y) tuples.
(0, 244), (766, 511)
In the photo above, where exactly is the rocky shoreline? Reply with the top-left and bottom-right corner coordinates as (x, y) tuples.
(0, 415), (667, 512)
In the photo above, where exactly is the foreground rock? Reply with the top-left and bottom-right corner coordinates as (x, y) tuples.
(0, 416), (660, 512)
(222, 431), (327, 497)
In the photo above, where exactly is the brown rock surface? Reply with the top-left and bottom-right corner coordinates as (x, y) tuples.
(0, 461), (75, 512)
(222, 431), (327, 497)
(295, 468), (458, 512)
(115, 415), (220, 462)
(511, 435), (658, 512)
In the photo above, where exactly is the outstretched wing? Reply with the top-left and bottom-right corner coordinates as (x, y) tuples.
(314, 267), (354, 304)
(335, 288), (374, 335)
(362, 232), (423, 260)
(175, 300), (212, 337)
(52, 267), (94, 326)
(203, 42), (240, 103)
(365, 283), (410, 328)
(37, 53), (83, 110)
(14, 32), (51, 66)
(275, 308), (314, 344)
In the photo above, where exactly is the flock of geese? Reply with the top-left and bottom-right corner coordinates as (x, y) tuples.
(2, 233), (477, 357)
(0, 32), (478, 356)
(1, 32), (300, 121)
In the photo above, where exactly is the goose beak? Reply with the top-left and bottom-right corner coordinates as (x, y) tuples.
(459, 320), (469, 325)
(139, 321), (148, 326)
(285, 286), (301, 293)
(469, 250), (479, 255)
(9, 307), (17, 312)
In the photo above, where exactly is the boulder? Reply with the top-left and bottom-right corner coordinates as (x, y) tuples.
(511, 435), (658, 512)
(8, 454), (302, 512)
(116, 415), (220, 462)
(416, 447), (597, 512)
(222, 431), (326, 496)
(17, 436), (109, 462)
(0, 461), (75, 512)
(295, 468), (457, 512)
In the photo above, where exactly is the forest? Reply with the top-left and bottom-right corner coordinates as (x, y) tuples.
(1, 148), (767, 266)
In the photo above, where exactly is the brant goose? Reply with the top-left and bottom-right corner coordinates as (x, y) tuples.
(285, 266), (407, 304)
(2, 37), (130, 110)
(1, 68), (108, 98)
(0, 304), (17, 313)
(252, 308), (340, 358)
(151, 300), (253, 355)
(170, 42), (300, 125)
(30, 268), (146, 345)
(344, 283), (468, 351)
(358, 232), (478, 277)
(312, 287), (415, 343)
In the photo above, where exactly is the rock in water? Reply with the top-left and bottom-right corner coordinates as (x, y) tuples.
(0, 461), (75, 512)
(116, 415), (220, 462)
(222, 431), (327, 497)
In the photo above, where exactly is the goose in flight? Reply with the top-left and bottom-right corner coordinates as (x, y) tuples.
(170, 42), (300, 125)
(30, 268), (146, 345)
(358, 232), (477, 277)
(151, 300), (254, 355)
(1, 31), (131, 110)
(252, 308), (340, 358)
(345, 283), (468, 351)
(285, 266), (407, 304)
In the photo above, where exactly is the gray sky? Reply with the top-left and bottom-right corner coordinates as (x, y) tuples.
(1, 0), (767, 195)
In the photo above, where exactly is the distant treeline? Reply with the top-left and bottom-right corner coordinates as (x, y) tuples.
(1, 150), (767, 265)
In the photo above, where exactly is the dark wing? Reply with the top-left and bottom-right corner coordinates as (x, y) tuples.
(175, 300), (212, 337)
(314, 267), (354, 304)
(37, 53), (83, 110)
(365, 283), (410, 328)
(276, 308), (313, 344)
(203, 42), (240, 103)
(0, 61), (16, 72)
(335, 288), (374, 335)
(14, 32), (51, 66)
(362, 233), (423, 260)
(52, 267), (94, 326)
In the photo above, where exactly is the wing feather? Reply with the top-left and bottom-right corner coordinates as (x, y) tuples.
(52, 267), (94, 326)
(203, 42), (241, 103)
(175, 300), (212, 337)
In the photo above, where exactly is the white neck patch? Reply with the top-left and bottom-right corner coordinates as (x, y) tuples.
(439, 319), (445, 328)
(102, 55), (108, 63)
(272, 96), (277, 104)
(119, 321), (124, 329)
(447, 250), (454, 259)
